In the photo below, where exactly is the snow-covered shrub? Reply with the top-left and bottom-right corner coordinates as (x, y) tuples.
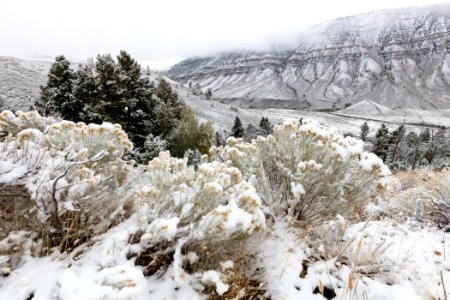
(0, 110), (135, 251)
(0, 110), (52, 137)
(140, 133), (167, 163)
(132, 151), (265, 292)
(393, 169), (450, 228)
(209, 119), (390, 223)
(304, 216), (392, 276)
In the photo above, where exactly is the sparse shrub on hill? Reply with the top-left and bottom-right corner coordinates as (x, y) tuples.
(209, 119), (390, 223)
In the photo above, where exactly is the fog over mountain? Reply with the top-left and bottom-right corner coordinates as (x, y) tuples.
(167, 3), (450, 110)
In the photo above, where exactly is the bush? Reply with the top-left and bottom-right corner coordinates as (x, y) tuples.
(392, 169), (450, 228)
(0, 110), (135, 252)
(132, 151), (265, 292)
(208, 119), (390, 223)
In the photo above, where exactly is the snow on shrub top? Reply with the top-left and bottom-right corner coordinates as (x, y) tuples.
(0, 110), (134, 230)
(209, 118), (391, 222)
(134, 151), (265, 246)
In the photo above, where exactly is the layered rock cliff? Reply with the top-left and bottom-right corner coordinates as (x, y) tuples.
(166, 3), (450, 110)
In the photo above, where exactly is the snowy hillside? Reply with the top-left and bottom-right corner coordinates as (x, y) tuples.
(167, 3), (450, 110)
(0, 57), (51, 111)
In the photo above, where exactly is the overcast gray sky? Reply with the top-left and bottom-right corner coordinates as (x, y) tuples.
(0, 0), (448, 69)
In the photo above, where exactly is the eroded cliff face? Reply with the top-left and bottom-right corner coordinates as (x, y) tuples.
(166, 4), (450, 110)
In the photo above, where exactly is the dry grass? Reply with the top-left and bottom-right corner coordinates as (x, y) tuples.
(202, 253), (267, 300)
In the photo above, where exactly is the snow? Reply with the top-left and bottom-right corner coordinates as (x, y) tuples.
(201, 270), (229, 295)
(339, 100), (392, 115)
(0, 160), (27, 183)
(145, 217), (180, 242)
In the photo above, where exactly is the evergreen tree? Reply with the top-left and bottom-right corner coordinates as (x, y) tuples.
(231, 116), (244, 138)
(215, 131), (223, 146)
(38, 55), (74, 116)
(424, 127), (447, 164)
(372, 124), (389, 161)
(72, 64), (98, 122)
(153, 78), (184, 138)
(360, 122), (369, 142)
(116, 50), (155, 146)
(141, 133), (167, 163)
(205, 88), (212, 100)
(244, 124), (265, 142)
(94, 54), (122, 123)
(387, 125), (405, 163)
(419, 128), (431, 142)
(259, 117), (273, 135)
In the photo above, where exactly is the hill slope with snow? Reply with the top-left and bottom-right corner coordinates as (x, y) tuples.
(166, 3), (450, 110)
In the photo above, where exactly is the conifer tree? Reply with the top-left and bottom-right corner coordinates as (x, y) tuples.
(94, 54), (122, 123)
(419, 128), (431, 142)
(153, 78), (184, 138)
(38, 55), (74, 116)
(372, 124), (389, 161)
(71, 64), (98, 122)
(116, 50), (155, 146)
(360, 122), (369, 142)
(215, 131), (223, 146)
(259, 117), (273, 135)
(231, 116), (244, 138)
(387, 124), (405, 163)
(205, 88), (212, 100)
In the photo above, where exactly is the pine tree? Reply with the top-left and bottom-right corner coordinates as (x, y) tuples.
(94, 54), (122, 124)
(259, 117), (273, 135)
(360, 122), (369, 142)
(153, 78), (184, 138)
(387, 125), (405, 163)
(244, 124), (265, 142)
(141, 133), (167, 163)
(231, 116), (245, 138)
(38, 55), (74, 116)
(215, 131), (223, 146)
(419, 128), (431, 142)
(424, 127), (447, 164)
(71, 64), (98, 122)
(116, 50), (155, 146)
(372, 124), (389, 162)
(205, 88), (212, 100)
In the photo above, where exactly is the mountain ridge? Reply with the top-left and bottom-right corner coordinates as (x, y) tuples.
(166, 3), (450, 110)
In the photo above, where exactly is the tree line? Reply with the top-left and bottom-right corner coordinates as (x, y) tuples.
(36, 52), (215, 163)
(360, 121), (449, 171)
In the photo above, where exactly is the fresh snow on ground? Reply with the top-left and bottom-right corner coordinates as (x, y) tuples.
(2, 215), (450, 299)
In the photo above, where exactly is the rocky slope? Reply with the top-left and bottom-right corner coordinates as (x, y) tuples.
(166, 3), (450, 110)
